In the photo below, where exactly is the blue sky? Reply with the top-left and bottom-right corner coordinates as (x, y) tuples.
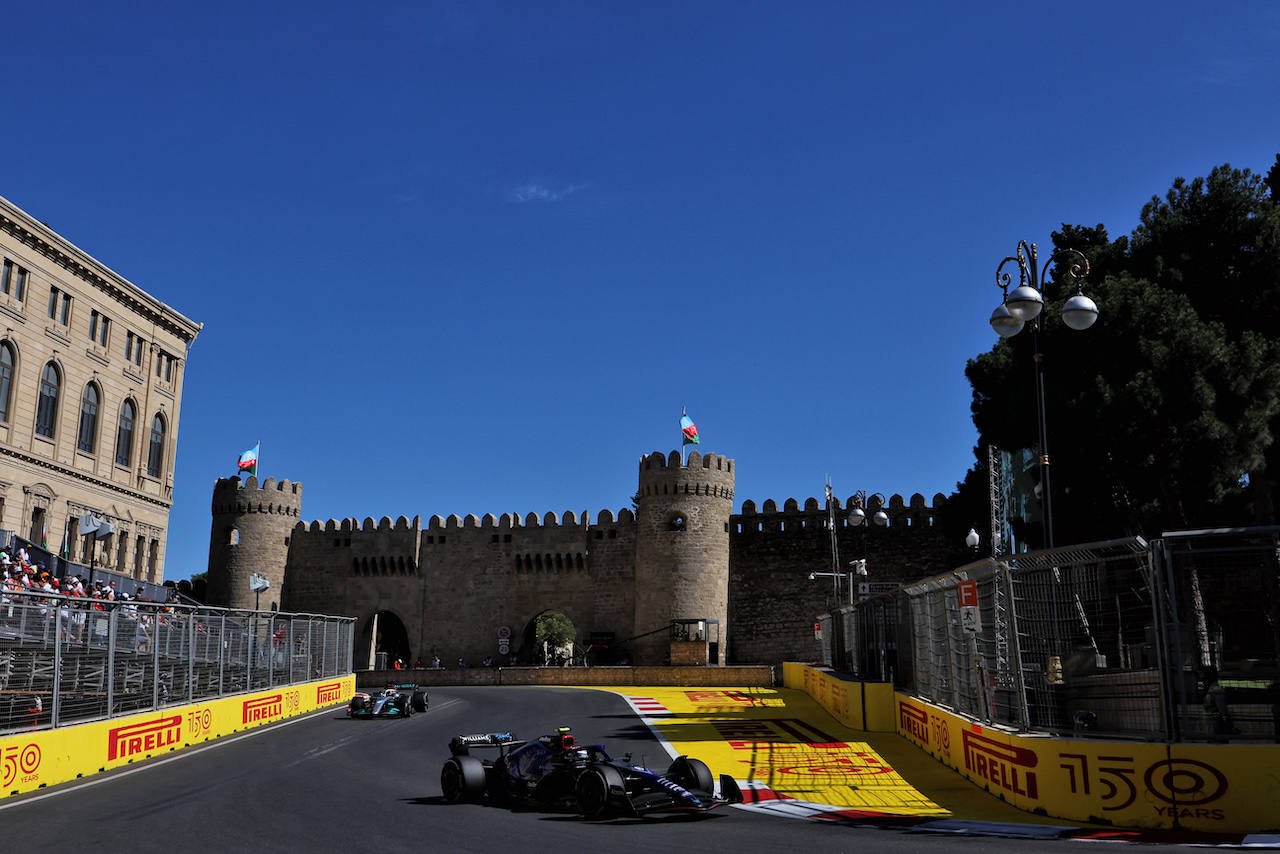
(4, 2), (1279, 581)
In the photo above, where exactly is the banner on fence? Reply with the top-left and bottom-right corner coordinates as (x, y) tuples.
(0, 675), (353, 797)
(894, 692), (1280, 833)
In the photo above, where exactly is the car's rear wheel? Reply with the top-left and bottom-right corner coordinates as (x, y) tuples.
(667, 756), (714, 794)
(441, 756), (486, 803)
(576, 764), (624, 818)
(410, 690), (428, 712)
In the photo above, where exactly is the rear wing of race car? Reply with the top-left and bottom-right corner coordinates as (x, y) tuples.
(448, 732), (525, 757)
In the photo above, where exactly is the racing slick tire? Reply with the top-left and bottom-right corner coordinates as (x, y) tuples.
(348, 696), (367, 716)
(441, 756), (487, 803)
(410, 690), (429, 713)
(667, 756), (714, 794)
(394, 696), (412, 716)
(576, 764), (625, 819)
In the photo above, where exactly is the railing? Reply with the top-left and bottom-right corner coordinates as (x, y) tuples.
(0, 589), (354, 734)
(823, 527), (1280, 743)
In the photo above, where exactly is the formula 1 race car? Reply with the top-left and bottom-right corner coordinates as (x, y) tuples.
(348, 684), (428, 718)
(440, 727), (742, 818)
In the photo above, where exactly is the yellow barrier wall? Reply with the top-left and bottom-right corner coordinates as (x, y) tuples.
(1, 675), (354, 798)
(781, 662), (895, 732)
(894, 694), (1280, 833)
(782, 664), (1280, 833)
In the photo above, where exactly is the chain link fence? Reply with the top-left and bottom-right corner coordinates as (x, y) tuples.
(823, 527), (1280, 743)
(1, 590), (354, 734)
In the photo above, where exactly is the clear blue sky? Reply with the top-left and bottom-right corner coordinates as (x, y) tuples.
(4, 2), (1278, 581)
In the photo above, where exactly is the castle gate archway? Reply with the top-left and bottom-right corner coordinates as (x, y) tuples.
(359, 610), (411, 670)
(518, 609), (579, 666)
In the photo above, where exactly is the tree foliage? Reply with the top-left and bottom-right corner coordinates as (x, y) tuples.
(534, 610), (576, 648)
(955, 159), (1280, 548)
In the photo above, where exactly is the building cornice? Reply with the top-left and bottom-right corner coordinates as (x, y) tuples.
(0, 445), (174, 512)
(0, 194), (202, 344)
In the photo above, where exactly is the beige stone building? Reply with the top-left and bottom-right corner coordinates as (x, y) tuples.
(0, 194), (201, 581)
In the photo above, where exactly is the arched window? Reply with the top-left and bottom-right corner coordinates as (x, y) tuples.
(115, 400), (135, 466)
(146, 414), (165, 478)
(0, 341), (13, 423)
(35, 362), (60, 438)
(77, 383), (100, 453)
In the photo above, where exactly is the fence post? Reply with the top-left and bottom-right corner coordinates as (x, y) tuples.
(267, 615), (275, 688)
(1002, 563), (1031, 731)
(52, 608), (63, 728)
(1149, 539), (1187, 742)
(217, 614), (225, 697)
(106, 607), (117, 718)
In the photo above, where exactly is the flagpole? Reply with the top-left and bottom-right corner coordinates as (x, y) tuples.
(681, 408), (686, 465)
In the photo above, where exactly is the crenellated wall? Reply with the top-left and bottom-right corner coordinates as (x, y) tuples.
(221, 453), (953, 674)
(729, 491), (949, 670)
(206, 476), (303, 611)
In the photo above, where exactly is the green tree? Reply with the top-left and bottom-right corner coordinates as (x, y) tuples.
(955, 159), (1280, 546)
(534, 610), (576, 649)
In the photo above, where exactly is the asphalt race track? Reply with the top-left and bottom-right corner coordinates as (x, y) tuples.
(0, 687), (1144, 853)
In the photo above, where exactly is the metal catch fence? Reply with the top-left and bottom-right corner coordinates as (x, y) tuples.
(0, 590), (354, 734)
(824, 527), (1280, 743)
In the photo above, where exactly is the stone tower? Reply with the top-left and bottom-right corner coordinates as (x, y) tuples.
(206, 476), (302, 611)
(632, 450), (735, 665)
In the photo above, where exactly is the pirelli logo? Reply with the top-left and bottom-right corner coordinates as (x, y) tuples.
(243, 694), (283, 724)
(108, 716), (183, 761)
(899, 701), (929, 745)
(316, 682), (344, 704)
(962, 728), (1038, 798)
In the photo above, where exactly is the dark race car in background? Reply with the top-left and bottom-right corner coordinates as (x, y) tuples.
(440, 727), (742, 818)
(348, 684), (428, 719)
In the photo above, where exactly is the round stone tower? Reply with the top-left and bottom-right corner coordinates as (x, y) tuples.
(633, 449), (735, 665)
(206, 475), (302, 611)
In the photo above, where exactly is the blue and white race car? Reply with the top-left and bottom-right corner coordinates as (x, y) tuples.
(440, 727), (742, 817)
(348, 685), (428, 718)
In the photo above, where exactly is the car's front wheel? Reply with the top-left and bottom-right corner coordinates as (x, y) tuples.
(441, 756), (486, 803)
(576, 764), (624, 818)
(666, 756), (714, 794)
(410, 690), (428, 712)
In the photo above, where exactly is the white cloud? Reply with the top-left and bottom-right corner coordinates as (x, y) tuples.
(509, 182), (588, 203)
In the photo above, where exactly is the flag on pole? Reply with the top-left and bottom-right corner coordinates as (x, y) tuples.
(41, 521), (48, 550)
(237, 442), (260, 476)
(680, 409), (700, 446)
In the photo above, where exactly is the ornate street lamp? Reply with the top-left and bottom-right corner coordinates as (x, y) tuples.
(990, 241), (1098, 549)
(815, 483), (887, 604)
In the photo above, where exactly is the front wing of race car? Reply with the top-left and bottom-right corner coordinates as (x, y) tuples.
(607, 766), (743, 815)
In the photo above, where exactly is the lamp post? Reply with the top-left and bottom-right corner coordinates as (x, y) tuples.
(848, 490), (888, 600)
(814, 484), (887, 604)
(990, 241), (1098, 550)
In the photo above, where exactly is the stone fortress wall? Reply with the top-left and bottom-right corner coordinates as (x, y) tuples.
(206, 476), (302, 612)
(729, 491), (950, 668)
(208, 451), (950, 671)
